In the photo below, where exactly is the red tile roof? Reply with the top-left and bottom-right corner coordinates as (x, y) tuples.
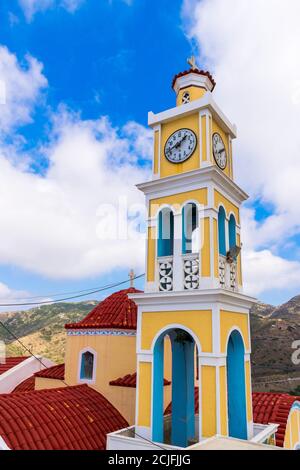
(165, 390), (300, 448)
(65, 288), (142, 330)
(252, 392), (300, 447)
(35, 364), (65, 380)
(172, 68), (216, 91)
(0, 357), (28, 375)
(0, 384), (128, 450)
(110, 372), (171, 388)
(12, 376), (35, 393)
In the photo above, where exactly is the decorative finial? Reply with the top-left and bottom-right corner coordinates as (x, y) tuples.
(129, 269), (135, 288)
(187, 55), (198, 70)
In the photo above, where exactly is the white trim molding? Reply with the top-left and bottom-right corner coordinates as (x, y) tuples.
(77, 347), (97, 385)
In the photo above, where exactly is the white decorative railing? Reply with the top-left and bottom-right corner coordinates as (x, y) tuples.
(219, 255), (237, 291)
(219, 255), (226, 288)
(183, 253), (200, 290)
(158, 256), (173, 292)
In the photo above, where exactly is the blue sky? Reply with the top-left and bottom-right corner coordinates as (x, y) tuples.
(0, 0), (300, 308)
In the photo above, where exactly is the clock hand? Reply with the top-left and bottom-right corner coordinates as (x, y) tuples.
(172, 134), (188, 150)
(166, 134), (188, 155)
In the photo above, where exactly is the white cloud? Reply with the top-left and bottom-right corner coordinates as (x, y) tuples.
(243, 250), (300, 297)
(0, 44), (153, 281)
(19, 0), (84, 21)
(183, 0), (300, 298)
(0, 104), (152, 279)
(0, 46), (47, 135)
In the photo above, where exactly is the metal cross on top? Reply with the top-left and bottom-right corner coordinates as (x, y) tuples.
(187, 55), (199, 70)
(129, 269), (135, 288)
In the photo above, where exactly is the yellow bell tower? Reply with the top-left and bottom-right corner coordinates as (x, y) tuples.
(130, 59), (255, 448)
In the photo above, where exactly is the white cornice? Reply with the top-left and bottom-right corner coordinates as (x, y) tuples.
(136, 166), (249, 204)
(173, 73), (214, 94)
(148, 92), (237, 139)
(128, 289), (256, 310)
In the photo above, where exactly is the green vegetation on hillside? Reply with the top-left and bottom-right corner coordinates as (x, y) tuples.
(0, 301), (97, 363)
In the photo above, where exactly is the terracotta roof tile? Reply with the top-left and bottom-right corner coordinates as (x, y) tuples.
(0, 384), (128, 450)
(12, 376), (35, 393)
(165, 390), (300, 448)
(34, 364), (65, 380)
(0, 357), (28, 375)
(172, 68), (216, 90)
(252, 392), (300, 447)
(65, 288), (142, 330)
(110, 372), (171, 388)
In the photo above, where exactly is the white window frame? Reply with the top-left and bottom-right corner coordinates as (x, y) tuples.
(77, 347), (97, 384)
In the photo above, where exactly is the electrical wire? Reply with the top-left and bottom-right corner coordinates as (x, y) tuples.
(0, 316), (168, 450)
(0, 274), (145, 307)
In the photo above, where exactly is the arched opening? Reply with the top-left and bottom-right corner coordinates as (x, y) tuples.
(80, 350), (95, 381)
(229, 214), (236, 249)
(226, 330), (247, 439)
(158, 208), (174, 257)
(152, 328), (199, 447)
(218, 206), (226, 256)
(182, 203), (199, 254)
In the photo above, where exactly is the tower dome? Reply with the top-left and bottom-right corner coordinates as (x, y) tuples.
(65, 287), (142, 331)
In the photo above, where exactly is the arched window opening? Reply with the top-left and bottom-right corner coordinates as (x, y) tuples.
(218, 206), (226, 256)
(227, 330), (247, 440)
(80, 350), (95, 381)
(182, 203), (199, 254)
(229, 214), (236, 249)
(153, 328), (198, 448)
(158, 208), (174, 257)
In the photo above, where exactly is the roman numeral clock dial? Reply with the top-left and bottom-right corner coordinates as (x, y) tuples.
(212, 132), (227, 170)
(164, 128), (197, 163)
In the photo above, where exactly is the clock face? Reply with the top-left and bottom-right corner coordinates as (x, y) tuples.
(164, 128), (197, 164)
(212, 133), (227, 170)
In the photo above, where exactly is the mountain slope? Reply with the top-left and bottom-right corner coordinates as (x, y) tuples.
(0, 301), (97, 363)
(1, 296), (300, 382)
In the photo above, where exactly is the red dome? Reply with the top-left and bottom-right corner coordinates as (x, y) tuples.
(65, 288), (142, 330)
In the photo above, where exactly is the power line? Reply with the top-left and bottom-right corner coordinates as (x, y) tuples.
(0, 320), (70, 388)
(0, 316), (168, 450)
(5, 283), (129, 301)
(0, 274), (144, 307)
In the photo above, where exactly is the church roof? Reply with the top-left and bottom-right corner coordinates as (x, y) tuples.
(172, 68), (216, 91)
(109, 372), (171, 388)
(165, 390), (300, 448)
(0, 384), (128, 450)
(0, 357), (29, 376)
(65, 288), (142, 330)
(35, 363), (65, 380)
(12, 376), (35, 393)
(252, 392), (300, 447)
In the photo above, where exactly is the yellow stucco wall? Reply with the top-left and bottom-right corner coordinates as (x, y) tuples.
(149, 188), (207, 218)
(64, 333), (137, 423)
(219, 365), (228, 436)
(220, 310), (249, 353)
(153, 130), (159, 175)
(202, 366), (216, 437)
(160, 113), (200, 178)
(176, 86), (207, 106)
(137, 361), (152, 427)
(245, 361), (253, 422)
(213, 218), (219, 278)
(35, 377), (66, 390)
(147, 226), (156, 282)
(214, 190), (240, 224)
(283, 405), (300, 449)
(140, 310), (212, 353)
(212, 120), (231, 178)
